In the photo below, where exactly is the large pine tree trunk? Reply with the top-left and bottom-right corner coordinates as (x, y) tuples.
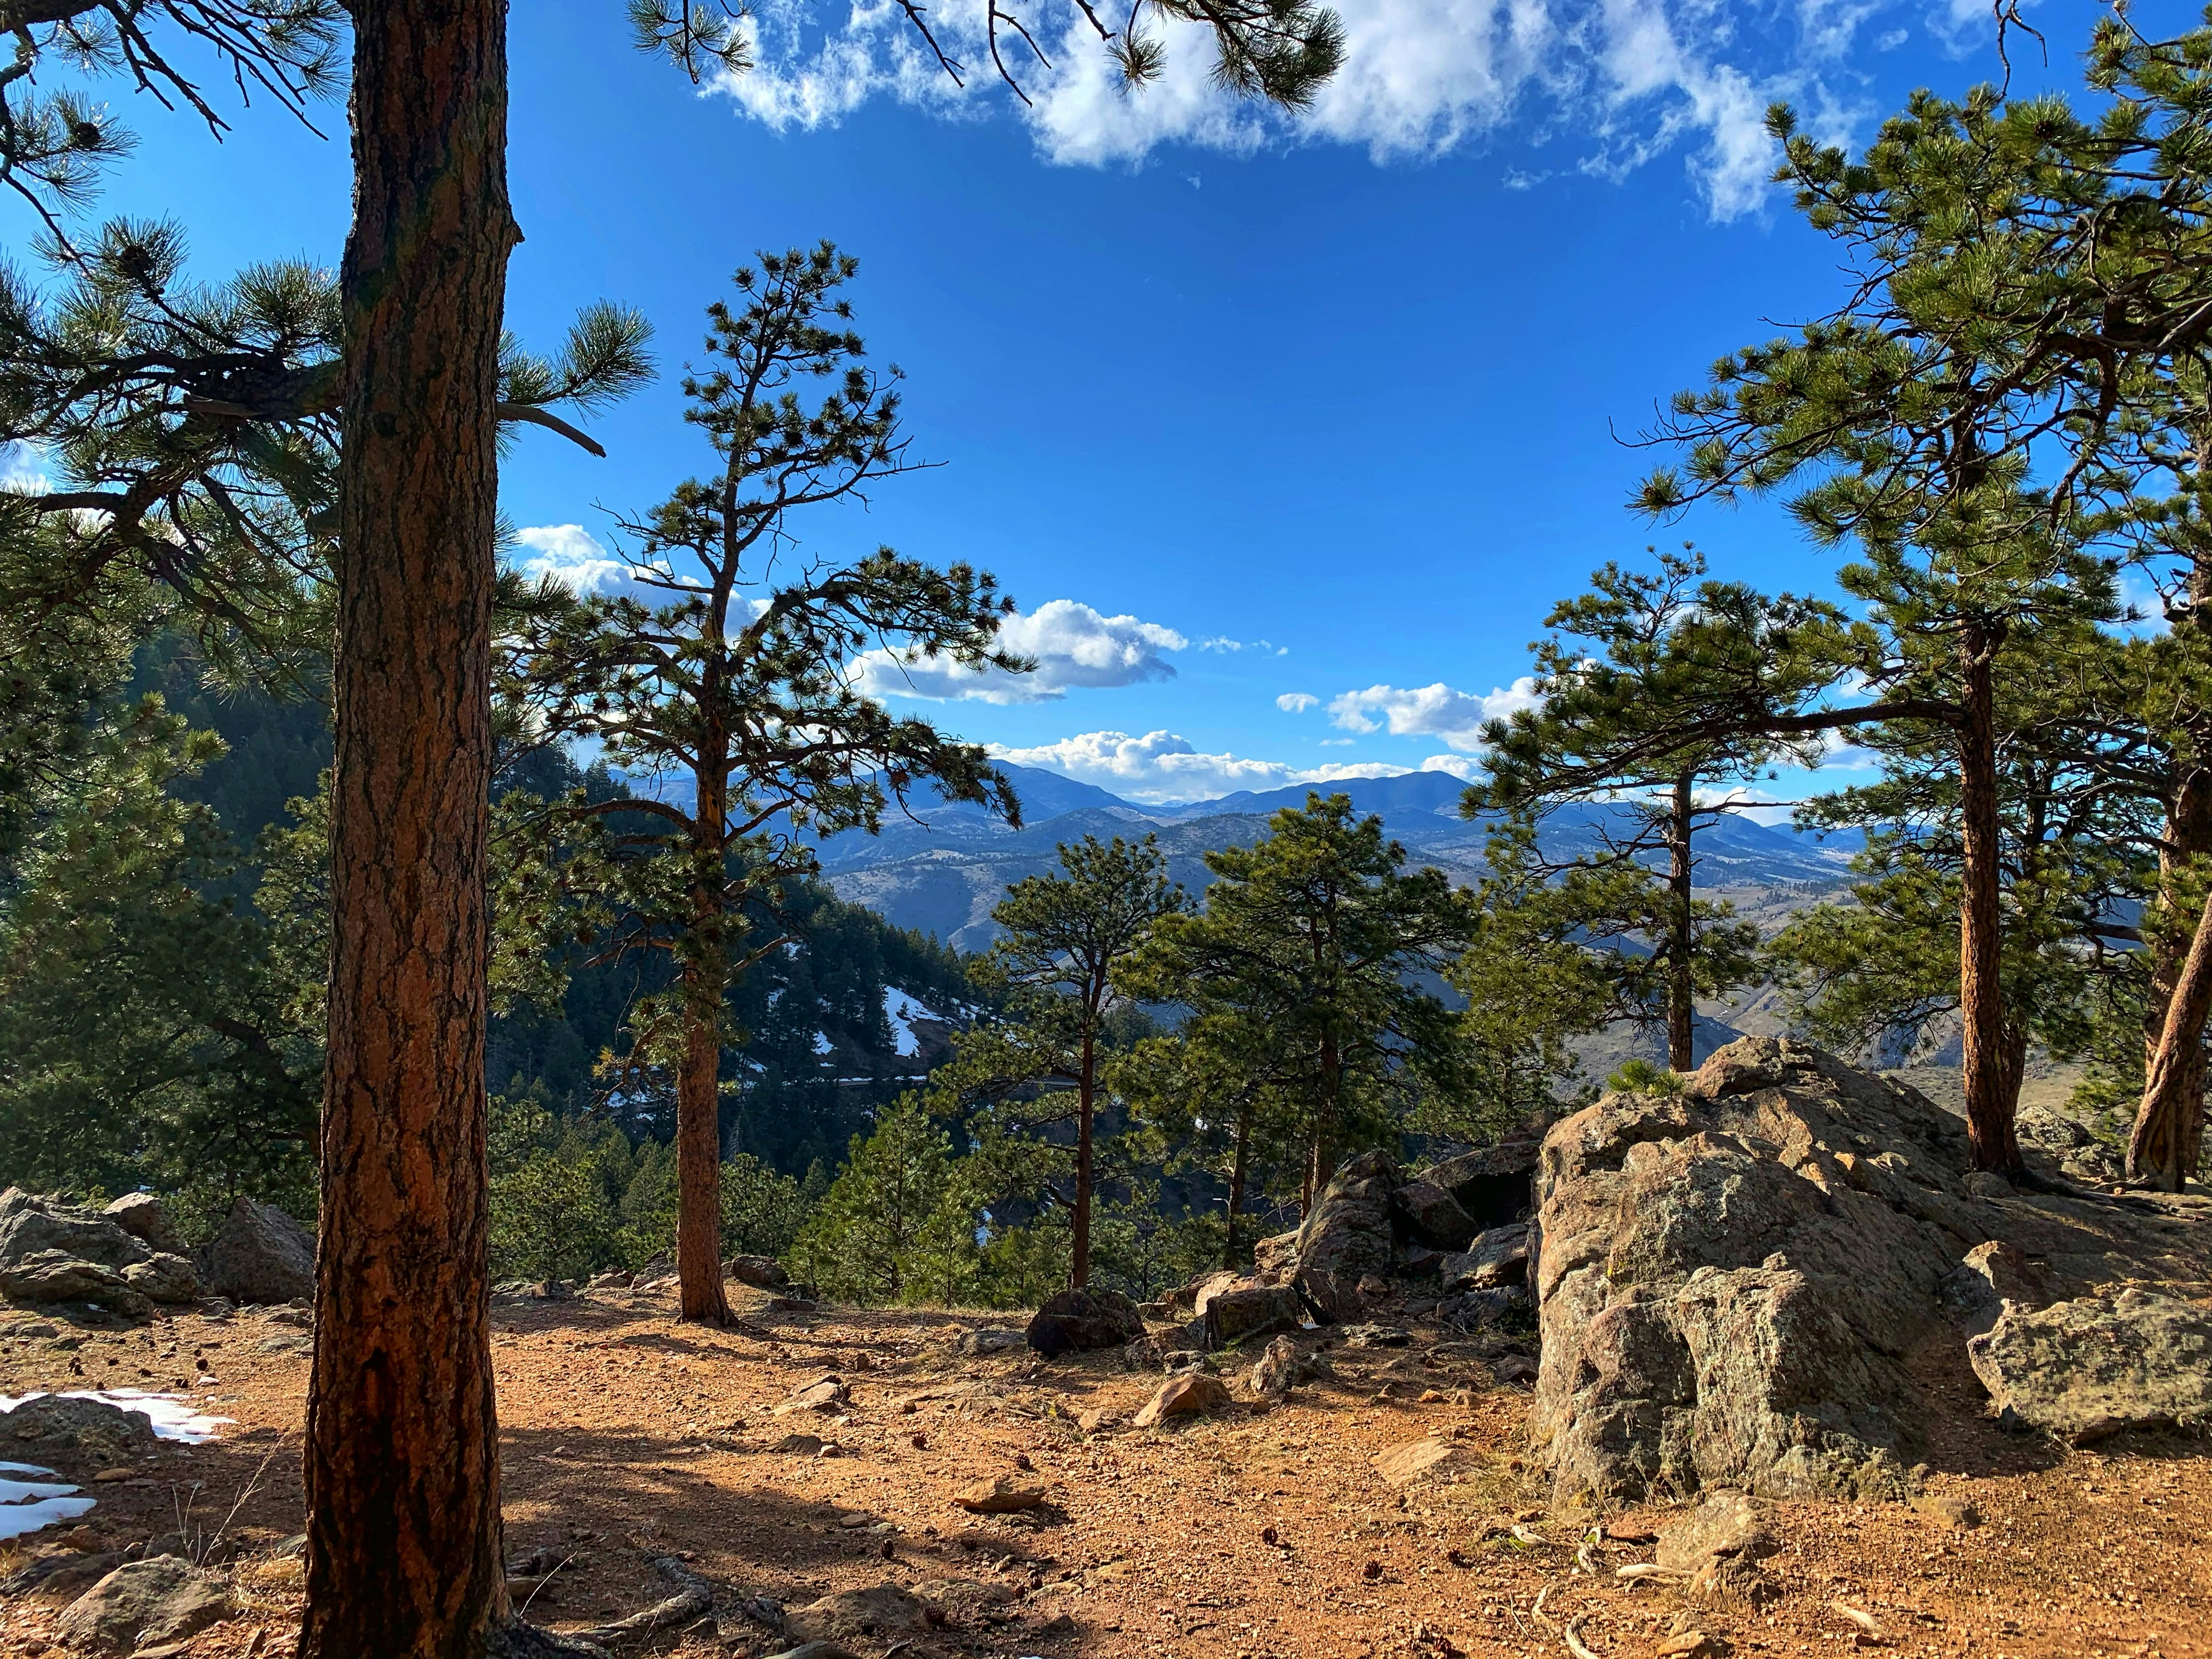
(675, 996), (732, 1322)
(2135, 850), (2212, 1192)
(302, 1), (516, 1652)
(1071, 1025), (1094, 1289)
(1224, 1104), (1250, 1268)
(1956, 623), (2025, 1177)
(1666, 770), (1695, 1072)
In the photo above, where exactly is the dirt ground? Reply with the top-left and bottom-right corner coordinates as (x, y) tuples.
(0, 1284), (2205, 1659)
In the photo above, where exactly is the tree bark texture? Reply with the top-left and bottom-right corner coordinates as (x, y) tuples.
(675, 732), (732, 1324)
(2135, 866), (2212, 1190)
(302, 1), (516, 1653)
(1224, 1104), (1250, 1268)
(1956, 624), (2025, 1176)
(1071, 1025), (1094, 1289)
(675, 996), (732, 1321)
(1666, 770), (1695, 1073)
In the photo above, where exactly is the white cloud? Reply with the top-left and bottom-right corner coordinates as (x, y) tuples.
(1419, 753), (1482, 781)
(514, 524), (630, 594)
(708, 0), (1926, 221)
(1199, 635), (1288, 654)
(991, 728), (1421, 802)
(1327, 676), (1542, 751)
(855, 598), (1186, 704)
(0, 442), (50, 495)
(1276, 691), (1320, 713)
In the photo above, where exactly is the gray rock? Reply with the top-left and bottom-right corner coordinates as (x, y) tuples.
(1392, 1178), (1477, 1251)
(1293, 1150), (1402, 1319)
(1654, 1491), (1776, 1572)
(1249, 1334), (1310, 1397)
(194, 1195), (314, 1305)
(956, 1326), (1028, 1356)
(1533, 1037), (1970, 1505)
(101, 1193), (185, 1256)
(1341, 1322), (1410, 1348)
(0, 1251), (151, 1317)
(2, 1393), (162, 1465)
(0, 1190), (149, 1272)
(1418, 1139), (1541, 1232)
(53, 1555), (234, 1655)
(1025, 1286), (1146, 1356)
(1967, 1289), (2212, 1441)
(1938, 1240), (2045, 1338)
(1440, 1223), (1529, 1291)
(122, 1251), (199, 1305)
(1198, 1283), (1304, 1350)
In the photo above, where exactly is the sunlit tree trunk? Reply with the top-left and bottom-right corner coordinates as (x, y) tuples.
(1666, 770), (1696, 1071)
(1956, 621), (2026, 1176)
(676, 727), (732, 1324)
(302, 0), (515, 1652)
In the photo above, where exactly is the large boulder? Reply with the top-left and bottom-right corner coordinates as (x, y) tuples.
(51, 1556), (233, 1655)
(1418, 1138), (1541, 1232)
(1440, 1222), (1529, 1290)
(1968, 1289), (2212, 1441)
(1534, 1036), (2212, 1507)
(102, 1193), (186, 1256)
(1025, 1286), (1146, 1356)
(1294, 1150), (1403, 1319)
(195, 1195), (315, 1305)
(0, 1251), (150, 1317)
(727, 1254), (788, 1290)
(123, 1252), (199, 1305)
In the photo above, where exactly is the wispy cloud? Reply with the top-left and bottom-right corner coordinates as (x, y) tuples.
(1276, 691), (1321, 713)
(707, 0), (1955, 220)
(1327, 676), (1542, 751)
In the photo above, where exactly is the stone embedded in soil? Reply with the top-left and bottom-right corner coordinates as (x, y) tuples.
(1198, 1284), (1303, 1351)
(1967, 1288), (2212, 1441)
(955, 1327), (1026, 1357)
(955, 1475), (1047, 1513)
(50, 1554), (233, 1655)
(2, 1393), (161, 1465)
(1370, 1434), (1479, 1488)
(1910, 1492), (1982, 1529)
(1132, 1370), (1230, 1428)
(1654, 1491), (1776, 1573)
(780, 1582), (932, 1646)
(772, 1376), (849, 1415)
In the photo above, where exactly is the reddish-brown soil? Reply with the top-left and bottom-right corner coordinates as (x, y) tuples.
(0, 1285), (2204, 1659)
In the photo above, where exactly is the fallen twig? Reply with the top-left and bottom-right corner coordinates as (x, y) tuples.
(1615, 1563), (1683, 1582)
(1563, 1615), (1603, 1659)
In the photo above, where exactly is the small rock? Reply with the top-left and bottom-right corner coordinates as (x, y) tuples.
(51, 1556), (233, 1655)
(771, 1434), (826, 1455)
(1910, 1492), (1981, 1529)
(1197, 1283), (1304, 1351)
(1372, 1435), (1479, 1488)
(1075, 1407), (1119, 1433)
(1132, 1370), (1231, 1428)
(1249, 1334), (1315, 1398)
(1655, 1492), (1775, 1574)
(956, 1327), (1029, 1357)
(955, 1475), (1047, 1514)
(772, 1376), (850, 1416)
(1491, 1353), (1538, 1385)
(1341, 1323), (1409, 1349)
(1656, 1634), (1715, 1658)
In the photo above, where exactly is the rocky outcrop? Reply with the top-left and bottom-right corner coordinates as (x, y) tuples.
(1441, 1223), (1528, 1290)
(0, 1190), (196, 1317)
(195, 1195), (314, 1305)
(1532, 1036), (2211, 1507)
(1420, 1138), (1541, 1232)
(102, 1193), (185, 1256)
(1968, 1290), (2212, 1440)
(1025, 1286), (1145, 1356)
(1393, 1177), (1477, 1251)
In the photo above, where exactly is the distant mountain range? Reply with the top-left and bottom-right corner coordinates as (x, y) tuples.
(814, 763), (1861, 952)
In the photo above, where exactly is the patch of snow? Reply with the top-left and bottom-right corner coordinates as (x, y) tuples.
(0, 1489), (95, 1539)
(0, 1390), (231, 1444)
(882, 986), (948, 1058)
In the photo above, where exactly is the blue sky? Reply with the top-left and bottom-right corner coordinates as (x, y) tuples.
(21, 0), (2164, 805)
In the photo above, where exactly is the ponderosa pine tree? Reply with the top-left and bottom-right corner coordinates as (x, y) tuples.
(927, 834), (1188, 1289)
(1469, 548), (1820, 1069)
(497, 246), (1022, 1325)
(1120, 794), (1472, 1210)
